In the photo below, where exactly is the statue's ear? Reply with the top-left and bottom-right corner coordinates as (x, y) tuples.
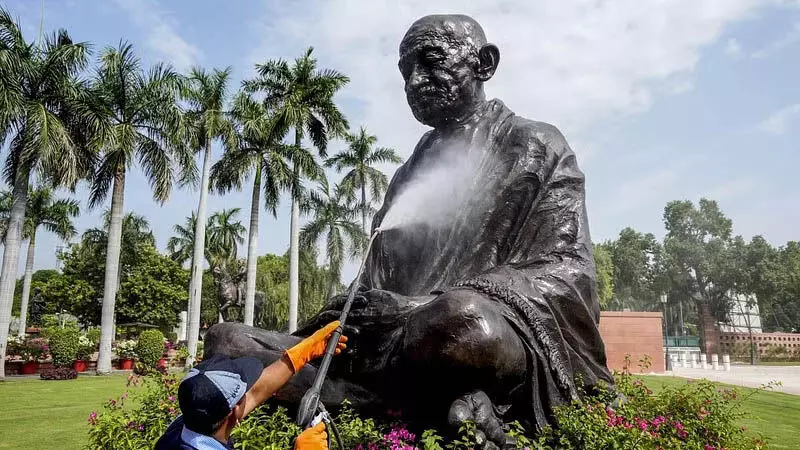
(476, 43), (500, 82)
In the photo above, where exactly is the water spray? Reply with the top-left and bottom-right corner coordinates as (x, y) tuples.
(295, 228), (383, 445)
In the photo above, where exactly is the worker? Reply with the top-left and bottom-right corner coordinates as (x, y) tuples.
(155, 321), (347, 450)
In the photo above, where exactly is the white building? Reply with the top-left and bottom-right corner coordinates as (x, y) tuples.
(719, 293), (762, 334)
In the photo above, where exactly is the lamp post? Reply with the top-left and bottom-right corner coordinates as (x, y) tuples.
(661, 293), (672, 371)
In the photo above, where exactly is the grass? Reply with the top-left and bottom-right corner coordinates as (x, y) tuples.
(0, 373), (132, 450)
(640, 375), (800, 449)
(0, 373), (798, 449)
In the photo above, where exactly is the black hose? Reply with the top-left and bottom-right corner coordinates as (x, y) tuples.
(295, 230), (382, 430)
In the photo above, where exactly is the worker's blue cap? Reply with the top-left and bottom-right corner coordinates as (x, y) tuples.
(178, 354), (263, 433)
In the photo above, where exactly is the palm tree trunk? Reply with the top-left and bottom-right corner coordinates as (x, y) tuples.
(326, 253), (338, 301)
(0, 172), (30, 381)
(361, 178), (368, 240)
(243, 161), (262, 327)
(186, 143), (212, 368)
(96, 167), (126, 375)
(288, 130), (302, 333)
(17, 231), (37, 338)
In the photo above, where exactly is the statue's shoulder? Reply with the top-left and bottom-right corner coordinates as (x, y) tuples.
(505, 115), (572, 159)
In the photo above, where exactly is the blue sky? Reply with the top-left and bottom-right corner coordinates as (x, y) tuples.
(3, 0), (799, 282)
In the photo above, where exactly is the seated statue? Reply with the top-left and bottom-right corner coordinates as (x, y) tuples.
(205, 13), (614, 448)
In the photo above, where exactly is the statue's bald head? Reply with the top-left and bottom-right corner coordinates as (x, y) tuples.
(398, 14), (500, 129)
(400, 14), (487, 64)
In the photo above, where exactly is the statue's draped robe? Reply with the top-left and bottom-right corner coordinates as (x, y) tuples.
(357, 99), (613, 428)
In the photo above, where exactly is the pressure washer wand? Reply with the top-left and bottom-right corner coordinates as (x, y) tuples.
(295, 229), (382, 434)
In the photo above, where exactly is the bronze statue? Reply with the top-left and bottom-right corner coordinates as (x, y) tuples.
(205, 14), (613, 447)
(213, 259), (265, 323)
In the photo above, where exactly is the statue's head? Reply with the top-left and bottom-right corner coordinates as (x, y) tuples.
(399, 14), (500, 129)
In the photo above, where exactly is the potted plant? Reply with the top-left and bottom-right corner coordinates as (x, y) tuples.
(115, 340), (137, 370)
(73, 334), (95, 372)
(20, 338), (48, 374)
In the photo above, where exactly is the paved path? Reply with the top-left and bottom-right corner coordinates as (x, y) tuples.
(661, 365), (800, 395)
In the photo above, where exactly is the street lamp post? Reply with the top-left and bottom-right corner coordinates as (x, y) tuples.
(661, 293), (672, 371)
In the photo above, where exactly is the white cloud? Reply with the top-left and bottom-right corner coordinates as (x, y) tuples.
(724, 38), (743, 57)
(704, 177), (756, 201)
(751, 21), (800, 58)
(113, 0), (202, 70)
(756, 103), (800, 135)
(249, 0), (766, 164)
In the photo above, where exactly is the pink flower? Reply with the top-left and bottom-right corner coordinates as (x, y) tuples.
(87, 411), (98, 425)
(705, 445), (716, 450)
(168, 395), (175, 402)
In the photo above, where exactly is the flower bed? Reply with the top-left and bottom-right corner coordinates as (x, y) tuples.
(86, 357), (770, 449)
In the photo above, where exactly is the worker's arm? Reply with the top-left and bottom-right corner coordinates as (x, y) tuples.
(243, 321), (347, 416)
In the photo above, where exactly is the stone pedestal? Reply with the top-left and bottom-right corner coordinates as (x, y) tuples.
(711, 354), (719, 371)
(700, 353), (707, 369)
(178, 310), (187, 342)
(722, 354), (731, 371)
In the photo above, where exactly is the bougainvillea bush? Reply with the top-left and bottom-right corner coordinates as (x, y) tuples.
(86, 358), (770, 450)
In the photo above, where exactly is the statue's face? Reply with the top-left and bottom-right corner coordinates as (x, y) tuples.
(399, 26), (482, 128)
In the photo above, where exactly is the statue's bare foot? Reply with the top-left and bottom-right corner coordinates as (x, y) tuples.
(447, 391), (515, 450)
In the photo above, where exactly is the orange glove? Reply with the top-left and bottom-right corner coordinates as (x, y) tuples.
(284, 321), (348, 373)
(295, 421), (328, 450)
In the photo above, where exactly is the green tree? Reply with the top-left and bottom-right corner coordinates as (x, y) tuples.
(210, 91), (300, 329)
(0, 187), (79, 336)
(255, 247), (335, 331)
(300, 180), (365, 299)
(663, 198), (735, 352)
(325, 126), (402, 241)
(116, 244), (189, 329)
(207, 208), (246, 262)
(244, 47), (349, 332)
(88, 42), (193, 374)
(605, 227), (665, 311)
(593, 244), (615, 308)
(167, 213), (200, 267)
(0, 7), (96, 380)
(181, 66), (236, 367)
(167, 209), (244, 269)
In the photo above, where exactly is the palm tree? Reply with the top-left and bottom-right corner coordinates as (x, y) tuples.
(88, 42), (194, 374)
(244, 47), (349, 332)
(0, 187), (79, 336)
(0, 8), (96, 379)
(167, 213), (199, 267)
(210, 91), (305, 330)
(180, 66), (236, 365)
(326, 126), (402, 243)
(207, 208), (246, 261)
(84, 211), (156, 255)
(300, 180), (365, 299)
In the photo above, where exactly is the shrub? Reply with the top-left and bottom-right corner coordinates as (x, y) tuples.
(87, 372), (181, 450)
(115, 340), (137, 360)
(86, 327), (101, 346)
(40, 367), (78, 380)
(48, 327), (80, 367)
(76, 334), (96, 360)
(87, 358), (770, 450)
(135, 330), (165, 368)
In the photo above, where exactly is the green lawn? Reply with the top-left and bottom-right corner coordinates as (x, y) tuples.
(0, 374), (132, 450)
(640, 375), (800, 449)
(0, 373), (797, 449)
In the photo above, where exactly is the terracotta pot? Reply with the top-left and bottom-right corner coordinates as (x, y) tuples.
(73, 360), (88, 372)
(21, 361), (38, 375)
(119, 358), (134, 370)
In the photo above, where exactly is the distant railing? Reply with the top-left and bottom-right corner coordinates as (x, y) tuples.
(665, 336), (700, 347)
